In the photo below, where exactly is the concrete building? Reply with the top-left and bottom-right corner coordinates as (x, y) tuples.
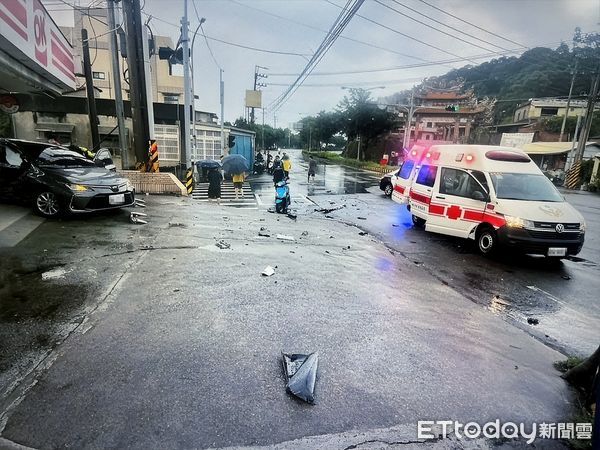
(409, 91), (484, 144)
(59, 7), (184, 104)
(513, 98), (590, 124)
(7, 6), (240, 169)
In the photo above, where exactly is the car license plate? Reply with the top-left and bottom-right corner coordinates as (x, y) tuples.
(109, 193), (125, 205)
(548, 247), (566, 257)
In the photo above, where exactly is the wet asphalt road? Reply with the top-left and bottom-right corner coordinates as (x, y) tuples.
(0, 150), (596, 449)
(253, 150), (600, 357)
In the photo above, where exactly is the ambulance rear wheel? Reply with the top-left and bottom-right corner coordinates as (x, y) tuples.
(412, 215), (426, 228)
(476, 226), (497, 256)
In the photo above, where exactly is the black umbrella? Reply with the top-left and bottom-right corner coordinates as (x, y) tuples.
(222, 154), (249, 175)
(195, 159), (222, 169)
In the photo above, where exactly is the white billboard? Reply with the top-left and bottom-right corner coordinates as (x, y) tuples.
(245, 90), (262, 109)
(500, 132), (535, 148)
(0, 0), (76, 91)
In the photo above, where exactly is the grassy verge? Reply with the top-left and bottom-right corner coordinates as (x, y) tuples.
(554, 356), (595, 449)
(303, 150), (395, 173)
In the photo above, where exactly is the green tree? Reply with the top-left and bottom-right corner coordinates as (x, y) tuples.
(337, 88), (398, 160)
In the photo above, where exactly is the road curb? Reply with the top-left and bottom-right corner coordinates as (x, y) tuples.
(0, 437), (36, 450)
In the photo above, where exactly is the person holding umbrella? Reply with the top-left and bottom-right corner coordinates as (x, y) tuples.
(207, 167), (223, 201)
(221, 154), (250, 200)
(232, 172), (246, 199)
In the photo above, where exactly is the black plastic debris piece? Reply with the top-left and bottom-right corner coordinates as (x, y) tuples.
(357, 217), (367, 220)
(561, 275), (571, 280)
(287, 213), (297, 220)
(282, 352), (318, 404)
(358, 231), (368, 236)
(215, 240), (231, 250)
(527, 318), (539, 325)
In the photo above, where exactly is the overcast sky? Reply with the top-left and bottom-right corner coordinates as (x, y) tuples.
(49, 0), (600, 128)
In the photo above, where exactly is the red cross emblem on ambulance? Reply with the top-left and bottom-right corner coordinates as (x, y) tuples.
(446, 205), (462, 220)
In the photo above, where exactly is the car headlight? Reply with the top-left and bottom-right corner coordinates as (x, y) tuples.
(504, 215), (534, 229)
(580, 221), (586, 232)
(125, 180), (134, 191)
(66, 183), (90, 192)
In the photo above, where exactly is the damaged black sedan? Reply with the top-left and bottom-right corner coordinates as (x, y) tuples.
(0, 139), (134, 218)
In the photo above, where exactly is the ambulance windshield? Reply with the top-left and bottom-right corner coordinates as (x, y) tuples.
(490, 173), (563, 202)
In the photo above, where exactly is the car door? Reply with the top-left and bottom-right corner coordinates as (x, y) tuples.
(426, 167), (489, 238)
(0, 143), (27, 201)
(391, 159), (415, 204)
(409, 164), (438, 219)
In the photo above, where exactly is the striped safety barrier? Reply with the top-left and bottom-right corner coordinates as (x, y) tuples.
(185, 167), (194, 195)
(565, 160), (581, 189)
(148, 140), (159, 173)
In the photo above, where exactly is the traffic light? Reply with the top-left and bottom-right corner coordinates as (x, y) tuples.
(445, 104), (459, 112)
(228, 134), (236, 148)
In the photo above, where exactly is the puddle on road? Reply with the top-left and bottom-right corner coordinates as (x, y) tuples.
(0, 257), (89, 323)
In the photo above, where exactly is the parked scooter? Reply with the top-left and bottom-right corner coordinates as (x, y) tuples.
(275, 180), (291, 213)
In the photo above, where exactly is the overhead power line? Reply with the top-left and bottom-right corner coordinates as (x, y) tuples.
(270, 0), (366, 112)
(144, 13), (311, 58)
(388, 0), (511, 52)
(325, 0), (479, 64)
(417, 0), (527, 48)
(375, 0), (497, 53)
(228, 0), (432, 64)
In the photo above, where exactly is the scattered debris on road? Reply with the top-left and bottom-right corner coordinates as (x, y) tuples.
(130, 211), (148, 224)
(277, 234), (295, 241)
(41, 267), (69, 281)
(134, 198), (146, 208)
(258, 230), (271, 237)
(357, 217), (367, 220)
(262, 266), (275, 277)
(358, 231), (368, 236)
(168, 222), (186, 228)
(282, 352), (318, 404)
(301, 231), (309, 237)
(215, 240), (231, 250)
(527, 318), (539, 325)
(287, 213), (297, 220)
(561, 275), (571, 280)
(315, 205), (344, 214)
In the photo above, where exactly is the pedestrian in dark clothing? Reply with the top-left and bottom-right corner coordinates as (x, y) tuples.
(308, 156), (317, 183)
(273, 167), (285, 186)
(207, 167), (223, 200)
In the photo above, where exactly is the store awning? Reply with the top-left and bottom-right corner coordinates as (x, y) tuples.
(519, 142), (593, 155)
(35, 123), (74, 133)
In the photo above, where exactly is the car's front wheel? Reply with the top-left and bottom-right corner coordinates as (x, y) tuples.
(384, 183), (393, 197)
(34, 191), (63, 218)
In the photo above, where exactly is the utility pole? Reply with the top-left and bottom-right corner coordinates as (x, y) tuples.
(402, 90), (416, 150)
(81, 29), (100, 151)
(251, 65), (268, 124)
(560, 60), (578, 142)
(357, 134), (361, 161)
(576, 69), (600, 162)
(565, 114), (582, 172)
(261, 107), (265, 150)
(220, 68), (225, 155)
(181, 0), (192, 167)
(107, 0), (128, 168)
(309, 127), (312, 151)
(122, 0), (150, 164)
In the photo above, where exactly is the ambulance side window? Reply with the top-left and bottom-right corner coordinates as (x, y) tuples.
(398, 160), (414, 179)
(441, 168), (488, 201)
(470, 170), (489, 193)
(415, 165), (438, 187)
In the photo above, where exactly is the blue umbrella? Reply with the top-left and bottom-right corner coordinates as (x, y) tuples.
(222, 154), (249, 175)
(195, 159), (221, 169)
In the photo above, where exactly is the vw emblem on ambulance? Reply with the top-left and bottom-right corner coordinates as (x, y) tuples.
(539, 205), (563, 218)
(555, 223), (564, 233)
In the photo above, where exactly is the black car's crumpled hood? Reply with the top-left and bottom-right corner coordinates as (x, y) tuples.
(41, 166), (129, 187)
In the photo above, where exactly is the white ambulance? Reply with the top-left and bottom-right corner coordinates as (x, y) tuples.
(401, 145), (585, 258)
(390, 144), (430, 205)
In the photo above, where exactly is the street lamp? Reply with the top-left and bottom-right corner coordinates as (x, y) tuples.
(190, 17), (206, 158)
